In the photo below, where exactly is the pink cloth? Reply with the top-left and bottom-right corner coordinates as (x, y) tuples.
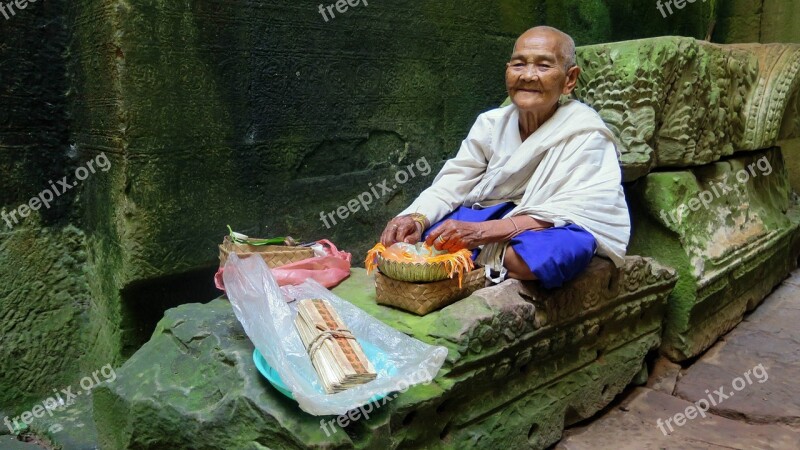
(215, 239), (351, 291)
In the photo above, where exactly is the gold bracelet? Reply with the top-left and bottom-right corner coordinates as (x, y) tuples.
(409, 213), (428, 230)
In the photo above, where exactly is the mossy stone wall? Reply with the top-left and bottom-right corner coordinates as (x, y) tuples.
(0, 0), (734, 421)
(716, 0), (800, 44)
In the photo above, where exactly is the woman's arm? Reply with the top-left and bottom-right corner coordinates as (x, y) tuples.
(425, 215), (553, 251)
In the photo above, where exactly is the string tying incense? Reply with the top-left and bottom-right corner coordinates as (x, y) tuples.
(306, 327), (356, 360)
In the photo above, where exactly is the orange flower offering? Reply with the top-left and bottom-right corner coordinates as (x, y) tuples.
(365, 242), (475, 287)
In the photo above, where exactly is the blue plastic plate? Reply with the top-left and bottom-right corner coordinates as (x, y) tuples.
(253, 340), (396, 402)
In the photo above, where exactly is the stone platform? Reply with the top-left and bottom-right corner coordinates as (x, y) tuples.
(92, 257), (676, 449)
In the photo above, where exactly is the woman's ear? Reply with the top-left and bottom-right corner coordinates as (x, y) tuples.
(562, 65), (581, 95)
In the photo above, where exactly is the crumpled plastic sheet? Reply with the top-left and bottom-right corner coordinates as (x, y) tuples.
(222, 253), (448, 416)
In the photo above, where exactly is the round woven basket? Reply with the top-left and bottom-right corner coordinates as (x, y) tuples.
(376, 254), (452, 283)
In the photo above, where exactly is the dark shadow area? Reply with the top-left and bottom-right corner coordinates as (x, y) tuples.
(119, 265), (222, 358)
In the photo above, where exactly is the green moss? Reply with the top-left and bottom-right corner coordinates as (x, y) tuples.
(627, 149), (800, 360)
(0, 219), (91, 410)
(94, 259), (673, 449)
(715, 0), (800, 44)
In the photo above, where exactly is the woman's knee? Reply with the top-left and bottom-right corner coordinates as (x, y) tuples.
(504, 246), (537, 281)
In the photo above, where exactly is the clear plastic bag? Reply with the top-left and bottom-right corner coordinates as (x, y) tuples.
(222, 253), (448, 416)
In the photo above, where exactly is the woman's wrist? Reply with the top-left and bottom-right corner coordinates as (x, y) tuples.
(483, 216), (554, 243)
(478, 219), (516, 243)
(409, 213), (429, 231)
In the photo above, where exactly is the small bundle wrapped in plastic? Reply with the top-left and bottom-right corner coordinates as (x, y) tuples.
(222, 253), (448, 416)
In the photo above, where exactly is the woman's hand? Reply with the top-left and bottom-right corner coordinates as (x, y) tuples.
(380, 215), (424, 247)
(424, 220), (488, 251)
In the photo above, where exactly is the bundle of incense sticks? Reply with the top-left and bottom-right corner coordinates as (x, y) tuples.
(294, 298), (377, 394)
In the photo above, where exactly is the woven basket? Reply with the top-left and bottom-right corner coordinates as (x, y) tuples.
(375, 268), (486, 315)
(218, 235), (314, 269)
(376, 255), (452, 283)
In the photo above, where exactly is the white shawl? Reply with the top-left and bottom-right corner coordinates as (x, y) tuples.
(400, 100), (630, 281)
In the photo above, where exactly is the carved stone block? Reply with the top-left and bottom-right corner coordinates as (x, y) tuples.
(92, 258), (676, 449)
(627, 148), (800, 361)
(575, 38), (800, 181)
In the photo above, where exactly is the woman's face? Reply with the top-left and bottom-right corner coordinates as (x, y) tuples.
(506, 30), (579, 116)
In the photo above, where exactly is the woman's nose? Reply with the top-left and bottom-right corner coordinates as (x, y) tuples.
(521, 66), (537, 80)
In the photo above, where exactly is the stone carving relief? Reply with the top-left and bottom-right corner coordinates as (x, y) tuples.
(574, 38), (800, 181)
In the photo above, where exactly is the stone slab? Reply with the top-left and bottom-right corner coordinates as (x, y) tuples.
(93, 258), (675, 449)
(646, 357), (682, 395)
(556, 388), (800, 449)
(333, 258), (675, 375)
(675, 272), (800, 425)
(782, 138), (800, 194)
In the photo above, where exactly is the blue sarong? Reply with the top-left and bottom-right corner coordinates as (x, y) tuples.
(422, 202), (597, 289)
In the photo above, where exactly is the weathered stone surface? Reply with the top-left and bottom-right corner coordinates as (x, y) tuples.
(560, 274), (800, 448)
(93, 258), (675, 449)
(29, 389), (99, 450)
(674, 272), (800, 425)
(576, 38), (800, 181)
(782, 138), (800, 191)
(0, 436), (48, 450)
(646, 357), (682, 395)
(627, 148), (800, 360)
(576, 38), (756, 180)
(714, 0), (764, 44)
(760, 0), (800, 44)
(717, 0), (800, 45)
(556, 388), (800, 449)
(733, 43), (800, 149)
(784, 267), (800, 287)
(0, 221), (92, 409)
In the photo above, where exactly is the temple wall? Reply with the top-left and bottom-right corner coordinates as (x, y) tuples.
(0, 0), (92, 413)
(715, 0), (800, 44)
(8, 0), (800, 436)
(0, 0), (716, 413)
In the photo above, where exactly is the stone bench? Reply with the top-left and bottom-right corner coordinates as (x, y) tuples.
(93, 256), (676, 449)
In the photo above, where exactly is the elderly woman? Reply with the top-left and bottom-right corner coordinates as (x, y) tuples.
(379, 26), (630, 288)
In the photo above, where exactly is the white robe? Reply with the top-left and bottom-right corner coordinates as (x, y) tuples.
(399, 100), (630, 282)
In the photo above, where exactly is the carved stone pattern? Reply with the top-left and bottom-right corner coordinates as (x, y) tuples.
(571, 38), (800, 180)
(457, 257), (675, 365)
(736, 44), (800, 148)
